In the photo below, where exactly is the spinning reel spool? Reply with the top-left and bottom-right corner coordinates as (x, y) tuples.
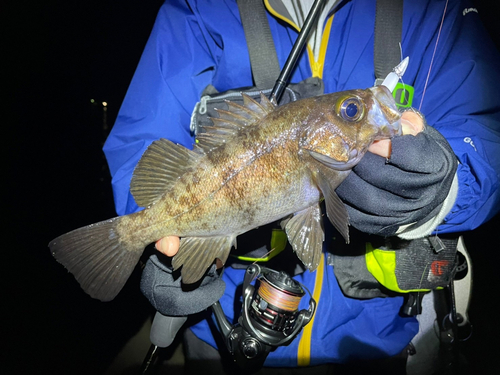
(212, 264), (316, 372)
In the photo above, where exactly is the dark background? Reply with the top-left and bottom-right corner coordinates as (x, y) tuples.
(2, 1), (500, 374)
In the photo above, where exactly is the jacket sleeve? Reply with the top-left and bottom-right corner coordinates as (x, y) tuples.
(102, 1), (220, 216)
(408, 0), (500, 233)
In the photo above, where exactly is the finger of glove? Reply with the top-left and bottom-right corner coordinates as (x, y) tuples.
(336, 127), (457, 236)
(349, 135), (454, 200)
(342, 203), (405, 236)
(140, 254), (225, 316)
(340, 188), (444, 236)
(389, 127), (454, 174)
(336, 167), (439, 220)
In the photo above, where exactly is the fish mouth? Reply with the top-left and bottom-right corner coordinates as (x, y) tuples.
(374, 118), (403, 140)
(369, 86), (403, 138)
(308, 149), (361, 171)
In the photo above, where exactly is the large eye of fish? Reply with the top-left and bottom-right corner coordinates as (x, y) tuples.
(339, 97), (364, 122)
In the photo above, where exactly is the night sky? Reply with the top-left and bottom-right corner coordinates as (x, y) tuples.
(3, 1), (500, 374)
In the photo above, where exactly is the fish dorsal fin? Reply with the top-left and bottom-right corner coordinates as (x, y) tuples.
(130, 138), (202, 208)
(194, 92), (275, 154)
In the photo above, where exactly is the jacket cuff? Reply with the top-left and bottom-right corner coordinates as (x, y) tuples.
(396, 171), (459, 240)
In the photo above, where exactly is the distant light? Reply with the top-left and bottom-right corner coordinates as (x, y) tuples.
(102, 102), (108, 107)
(90, 99), (95, 103)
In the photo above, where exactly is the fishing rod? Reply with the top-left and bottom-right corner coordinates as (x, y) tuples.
(269, 0), (325, 105)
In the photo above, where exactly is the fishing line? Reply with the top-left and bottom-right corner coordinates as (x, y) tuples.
(257, 276), (303, 312)
(419, 0), (449, 111)
(397, 42), (409, 97)
(252, 248), (277, 265)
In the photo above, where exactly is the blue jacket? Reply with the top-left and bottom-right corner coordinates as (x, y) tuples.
(103, 0), (500, 365)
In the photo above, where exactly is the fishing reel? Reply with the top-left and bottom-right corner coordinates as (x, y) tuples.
(212, 264), (316, 372)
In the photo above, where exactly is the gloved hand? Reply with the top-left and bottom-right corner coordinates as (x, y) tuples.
(140, 252), (225, 316)
(336, 109), (458, 237)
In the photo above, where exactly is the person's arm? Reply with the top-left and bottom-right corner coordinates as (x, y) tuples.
(337, 0), (500, 237)
(415, 2), (500, 233)
(103, 1), (220, 216)
(409, 0), (500, 233)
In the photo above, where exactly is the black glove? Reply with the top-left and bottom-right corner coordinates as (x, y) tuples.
(336, 124), (457, 237)
(140, 254), (225, 316)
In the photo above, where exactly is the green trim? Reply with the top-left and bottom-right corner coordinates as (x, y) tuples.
(365, 243), (431, 293)
(393, 83), (414, 109)
(235, 228), (287, 262)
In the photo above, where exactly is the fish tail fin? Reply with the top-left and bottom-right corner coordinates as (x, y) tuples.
(49, 217), (145, 301)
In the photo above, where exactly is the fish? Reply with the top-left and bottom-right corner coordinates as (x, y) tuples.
(49, 85), (402, 302)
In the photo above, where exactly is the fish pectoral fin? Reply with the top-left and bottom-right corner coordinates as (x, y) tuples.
(172, 235), (236, 284)
(316, 168), (351, 244)
(284, 204), (324, 272)
(131, 138), (202, 208)
(325, 189), (350, 244)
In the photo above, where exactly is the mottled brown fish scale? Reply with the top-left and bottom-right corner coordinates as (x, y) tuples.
(115, 95), (352, 244)
(142, 106), (305, 237)
(212, 134), (304, 228)
(116, 208), (159, 247)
